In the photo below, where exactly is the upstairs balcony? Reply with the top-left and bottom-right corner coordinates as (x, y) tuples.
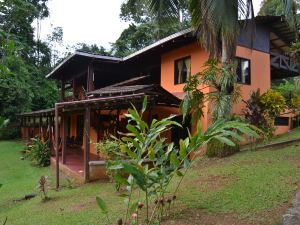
(270, 52), (299, 79)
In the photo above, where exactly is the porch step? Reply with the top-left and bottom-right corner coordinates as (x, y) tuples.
(50, 158), (85, 185)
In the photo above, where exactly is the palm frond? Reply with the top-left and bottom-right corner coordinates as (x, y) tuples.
(189, 0), (255, 61)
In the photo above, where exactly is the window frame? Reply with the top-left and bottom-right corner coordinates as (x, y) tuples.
(174, 56), (191, 85)
(236, 57), (251, 85)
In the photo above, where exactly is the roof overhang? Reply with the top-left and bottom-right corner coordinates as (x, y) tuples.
(255, 15), (298, 52)
(46, 52), (122, 79)
(46, 16), (297, 80)
(46, 29), (195, 80)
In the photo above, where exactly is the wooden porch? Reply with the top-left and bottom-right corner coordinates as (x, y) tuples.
(19, 83), (181, 189)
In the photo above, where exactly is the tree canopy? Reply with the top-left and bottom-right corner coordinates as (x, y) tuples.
(0, 0), (59, 138)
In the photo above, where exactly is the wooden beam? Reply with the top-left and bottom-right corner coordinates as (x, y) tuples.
(62, 115), (68, 164)
(84, 106), (91, 182)
(87, 64), (94, 92)
(55, 105), (60, 189)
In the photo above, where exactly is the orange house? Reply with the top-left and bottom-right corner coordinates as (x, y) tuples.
(20, 16), (299, 184)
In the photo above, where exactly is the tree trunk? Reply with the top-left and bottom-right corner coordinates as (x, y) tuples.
(221, 35), (229, 64)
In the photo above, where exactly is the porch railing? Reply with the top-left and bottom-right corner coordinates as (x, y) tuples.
(270, 52), (298, 73)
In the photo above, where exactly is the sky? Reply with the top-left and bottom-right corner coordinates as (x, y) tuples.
(40, 0), (263, 49)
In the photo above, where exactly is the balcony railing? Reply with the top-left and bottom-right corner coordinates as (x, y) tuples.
(270, 52), (298, 74)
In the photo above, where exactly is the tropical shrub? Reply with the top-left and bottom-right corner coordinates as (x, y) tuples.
(260, 89), (286, 118)
(243, 89), (286, 140)
(272, 78), (300, 100)
(95, 139), (120, 160)
(181, 60), (241, 122)
(24, 138), (51, 167)
(182, 60), (242, 157)
(206, 139), (240, 158)
(290, 94), (300, 114)
(96, 97), (259, 225)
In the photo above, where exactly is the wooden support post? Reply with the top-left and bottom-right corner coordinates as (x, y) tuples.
(87, 64), (94, 92)
(49, 116), (53, 148)
(55, 105), (60, 190)
(62, 114), (68, 164)
(84, 106), (91, 182)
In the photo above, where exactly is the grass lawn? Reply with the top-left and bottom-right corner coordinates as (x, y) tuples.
(1, 139), (300, 225)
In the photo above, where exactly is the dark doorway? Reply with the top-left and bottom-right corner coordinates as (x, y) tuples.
(171, 115), (191, 145)
(76, 115), (84, 145)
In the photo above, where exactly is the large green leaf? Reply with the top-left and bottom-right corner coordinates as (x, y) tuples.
(113, 174), (130, 186)
(170, 152), (180, 167)
(142, 96), (148, 113)
(214, 136), (236, 146)
(179, 139), (187, 159)
(123, 163), (146, 191)
(126, 124), (143, 141)
(96, 196), (108, 214)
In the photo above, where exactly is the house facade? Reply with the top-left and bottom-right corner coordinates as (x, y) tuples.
(20, 16), (299, 185)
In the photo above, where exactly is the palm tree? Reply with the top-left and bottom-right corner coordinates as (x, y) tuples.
(283, 0), (299, 39)
(145, 0), (255, 63)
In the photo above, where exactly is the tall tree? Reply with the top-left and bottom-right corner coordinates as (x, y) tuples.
(0, 0), (59, 139)
(260, 0), (300, 39)
(113, 0), (190, 57)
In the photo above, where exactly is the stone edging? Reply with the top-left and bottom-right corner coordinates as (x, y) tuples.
(249, 138), (300, 151)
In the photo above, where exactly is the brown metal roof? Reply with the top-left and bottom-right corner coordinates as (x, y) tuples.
(19, 108), (54, 117)
(87, 85), (152, 96)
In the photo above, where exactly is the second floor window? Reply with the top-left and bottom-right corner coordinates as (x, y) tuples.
(174, 56), (191, 85)
(236, 58), (251, 85)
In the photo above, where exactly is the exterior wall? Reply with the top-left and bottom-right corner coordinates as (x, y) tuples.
(232, 46), (271, 115)
(161, 42), (271, 132)
(274, 111), (294, 136)
(161, 42), (211, 132)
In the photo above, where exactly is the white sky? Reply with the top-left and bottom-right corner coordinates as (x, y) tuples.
(40, 0), (263, 49)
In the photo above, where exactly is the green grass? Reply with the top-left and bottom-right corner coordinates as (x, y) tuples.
(1, 140), (300, 224)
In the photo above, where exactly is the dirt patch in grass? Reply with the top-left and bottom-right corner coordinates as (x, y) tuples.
(68, 198), (95, 212)
(198, 174), (238, 192)
(162, 208), (252, 225)
(162, 202), (290, 225)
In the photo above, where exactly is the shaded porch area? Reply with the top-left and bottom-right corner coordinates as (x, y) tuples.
(50, 147), (99, 184)
(19, 82), (181, 188)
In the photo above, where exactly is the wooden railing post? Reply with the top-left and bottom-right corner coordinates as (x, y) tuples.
(62, 114), (68, 164)
(84, 106), (91, 182)
(55, 104), (60, 190)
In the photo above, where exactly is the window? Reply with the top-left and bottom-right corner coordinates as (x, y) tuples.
(174, 56), (191, 85)
(236, 58), (251, 85)
(274, 117), (289, 126)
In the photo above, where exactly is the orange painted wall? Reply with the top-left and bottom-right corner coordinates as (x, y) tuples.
(161, 42), (271, 132)
(232, 46), (271, 115)
(274, 110), (294, 136)
(161, 42), (211, 131)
